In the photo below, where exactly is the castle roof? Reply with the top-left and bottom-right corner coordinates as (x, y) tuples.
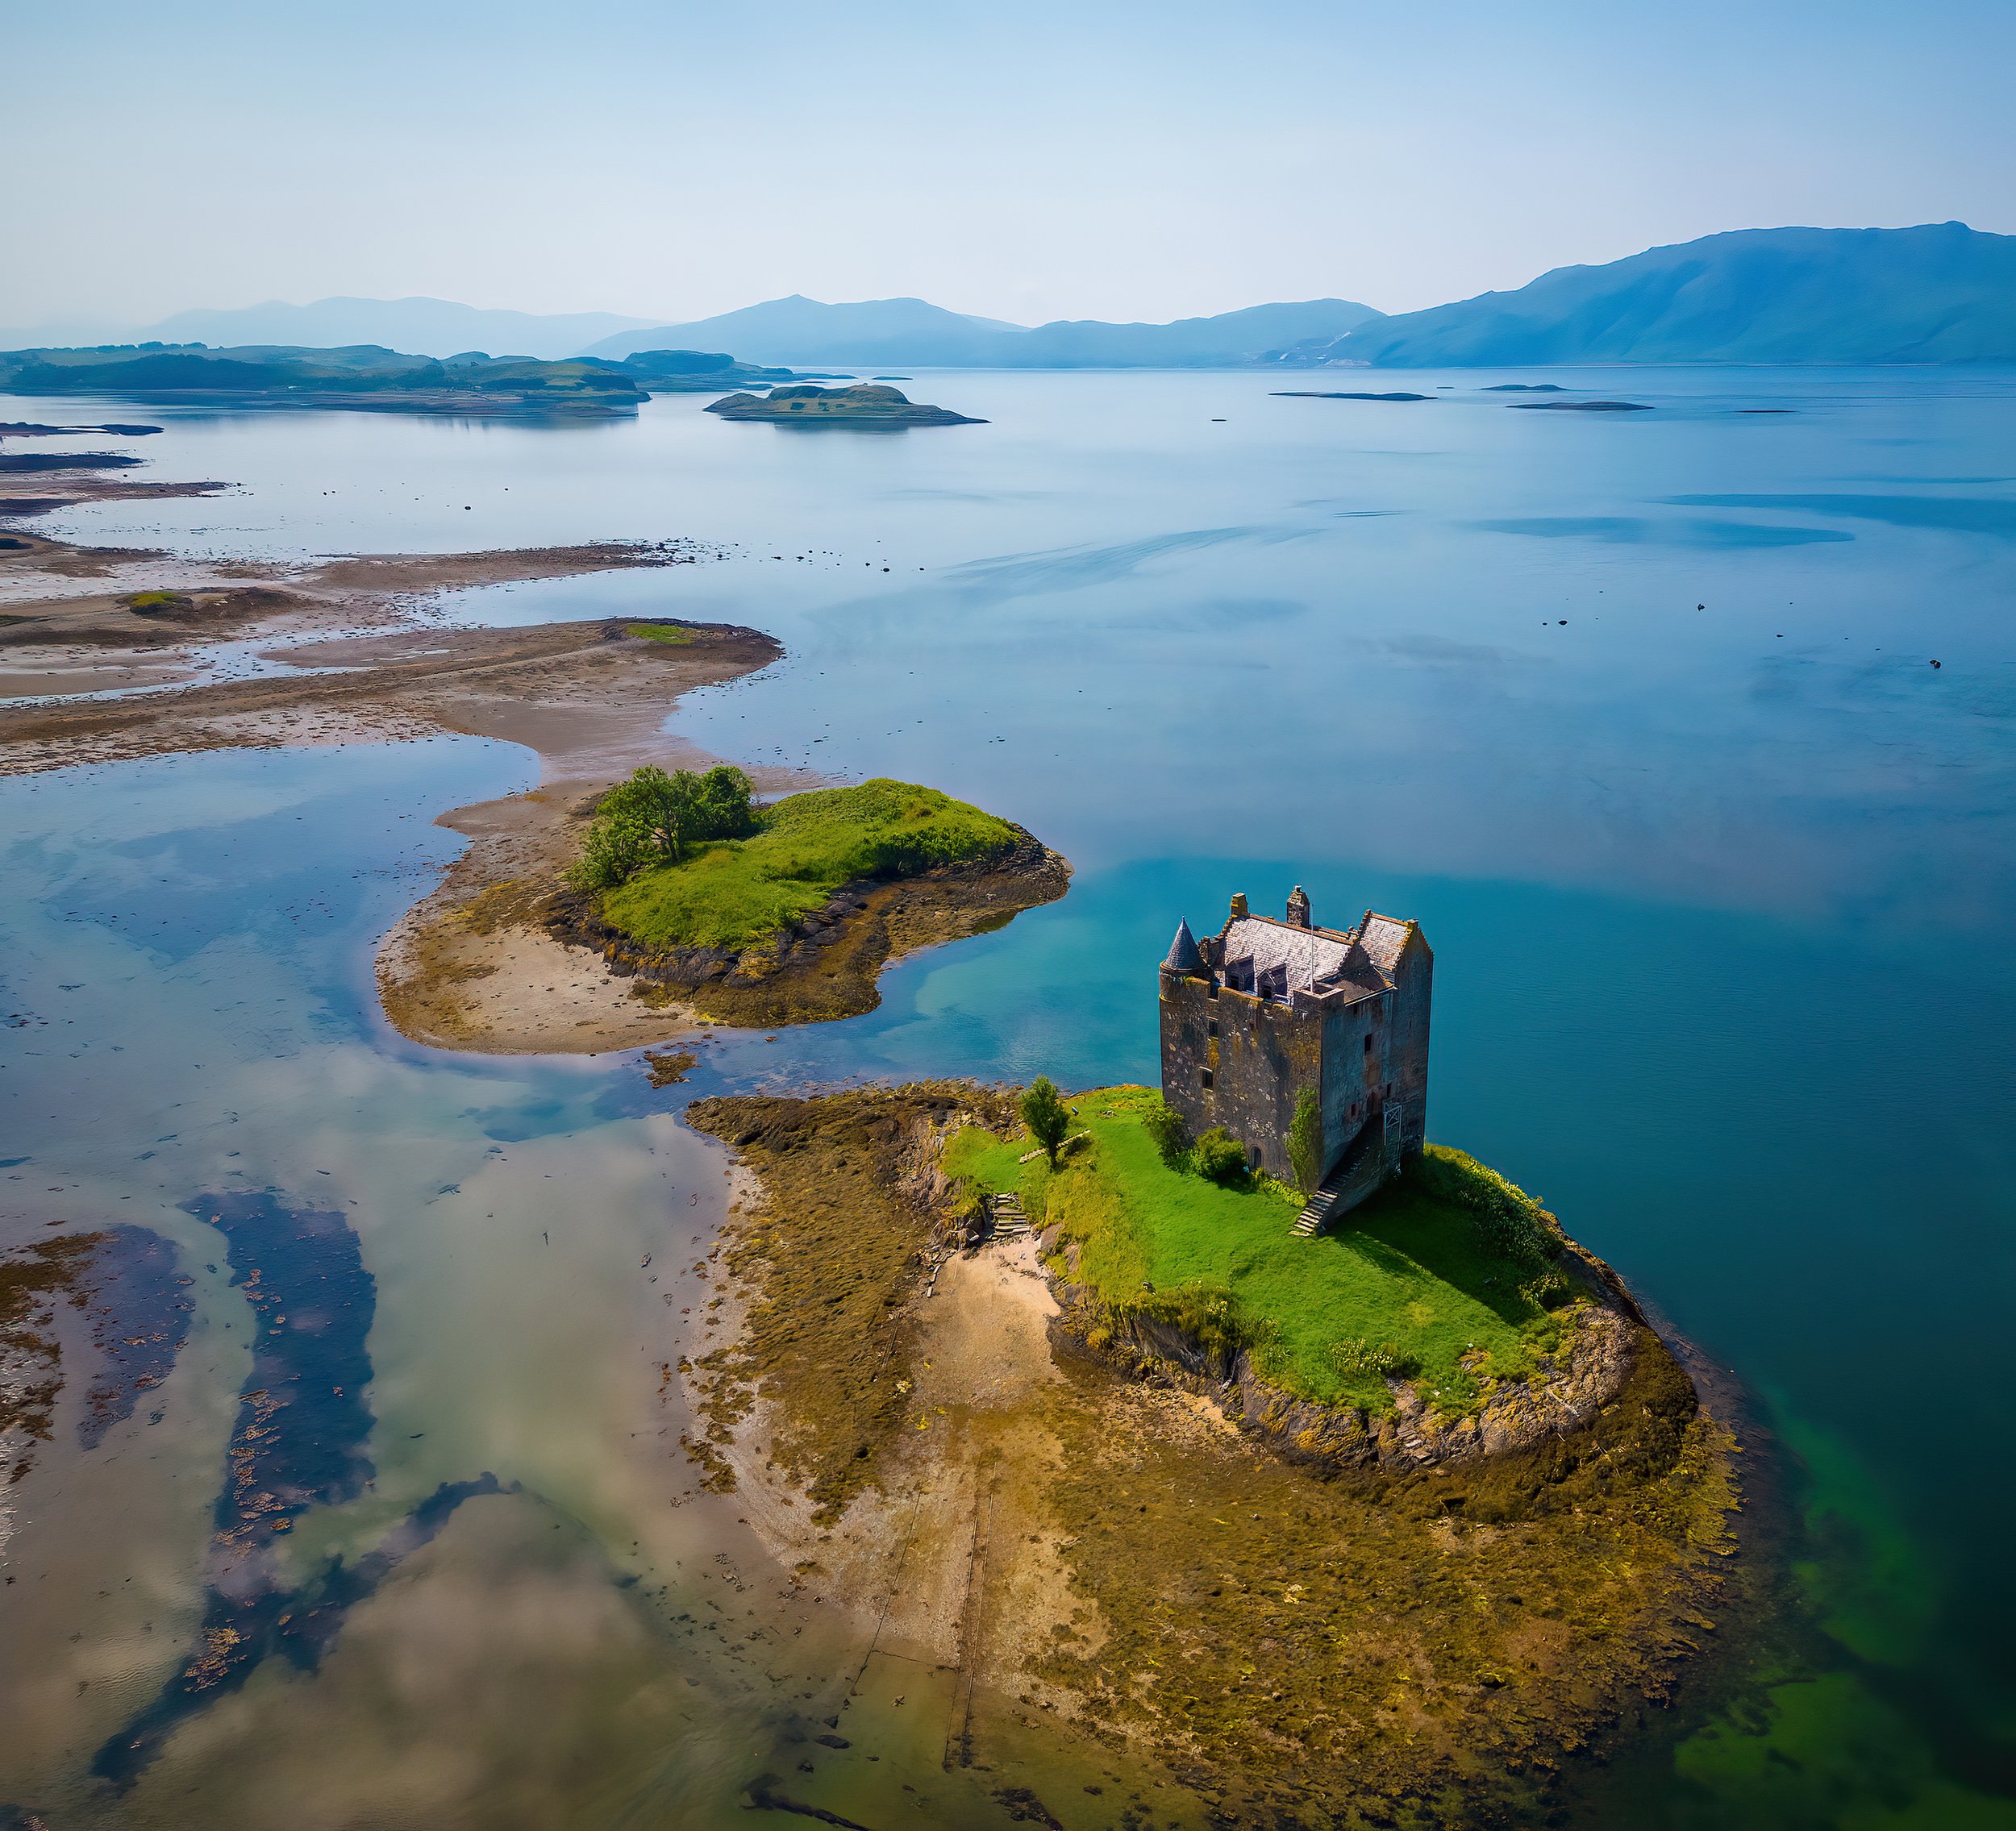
(1218, 915), (1363, 1000)
(1356, 912), (1418, 975)
(1163, 918), (1203, 973)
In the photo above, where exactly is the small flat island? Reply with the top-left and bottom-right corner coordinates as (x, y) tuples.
(705, 382), (985, 425)
(549, 771), (1065, 1023)
(1271, 389), (1432, 402)
(1510, 397), (1653, 411)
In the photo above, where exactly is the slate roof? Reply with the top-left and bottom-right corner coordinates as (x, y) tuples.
(1356, 913), (1418, 974)
(1220, 916), (1364, 999)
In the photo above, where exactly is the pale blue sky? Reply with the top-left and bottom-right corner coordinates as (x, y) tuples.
(10, 0), (2014, 329)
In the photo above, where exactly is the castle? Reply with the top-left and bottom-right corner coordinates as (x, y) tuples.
(1159, 888), (1432, 1215)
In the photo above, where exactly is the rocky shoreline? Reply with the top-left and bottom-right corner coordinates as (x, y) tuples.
(1046, 1229), (1676, 1479)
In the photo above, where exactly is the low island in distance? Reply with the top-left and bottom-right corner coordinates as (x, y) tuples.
(1510, 397), (1653, 411)
(705, 382), (986, 425)
(1272, 389), (1432, 402)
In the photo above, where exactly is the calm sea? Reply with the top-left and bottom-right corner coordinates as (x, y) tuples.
(2, 368), (2012, 1827)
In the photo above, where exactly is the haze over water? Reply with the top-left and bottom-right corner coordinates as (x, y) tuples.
(3, 368), (2013, 1826)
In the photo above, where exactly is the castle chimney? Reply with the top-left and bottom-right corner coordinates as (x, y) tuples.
(1230, 892), (1248, 919)
(1286, 885), (1311, 929)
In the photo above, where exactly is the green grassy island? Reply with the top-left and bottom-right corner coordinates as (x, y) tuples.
(600, 778), (1020, 947)
(0, 342), (651, 413)
(552, 773), (1068, 1022)
(946, 1084), (1574, 1416)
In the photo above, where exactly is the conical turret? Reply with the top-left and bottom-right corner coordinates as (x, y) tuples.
(1163, 918), (1203, 974)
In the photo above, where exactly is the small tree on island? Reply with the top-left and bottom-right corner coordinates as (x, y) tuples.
(1287, 1086), (1323, 1196)
(1020, 1076), (1071, 1168)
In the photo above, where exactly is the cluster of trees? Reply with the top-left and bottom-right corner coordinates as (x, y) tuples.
(568, 764), (757, 891)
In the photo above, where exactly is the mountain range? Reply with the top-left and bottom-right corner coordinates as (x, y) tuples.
(1308, 223), (2016, 367)
(0, 298), (661, 362)
(7, 223), (2014, 371)
(577, 296), (1386, 368)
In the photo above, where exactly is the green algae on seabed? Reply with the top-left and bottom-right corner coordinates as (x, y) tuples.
(1670, 1671), (2016, 1831)
(1647, 1405), (2016, 1831)
(1777, 1411), (1939, 1668)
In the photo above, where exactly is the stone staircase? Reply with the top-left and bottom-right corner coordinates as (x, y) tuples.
(987, 1191), (1031, 1241)
(1291, 1113), (1397, 1238)
(1292, 1182), (1347, 1238)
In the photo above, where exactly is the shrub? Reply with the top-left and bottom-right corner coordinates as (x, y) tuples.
(1287, 1086), (1323, 1196)
(1194, 1126), (1248, 1185)
(1140, 1093), (1189, 1167)
(1020, 1076), (1071, 1168)
(1410, 1145), (1556, 1270)
(1093, 1282), (1266, 1375)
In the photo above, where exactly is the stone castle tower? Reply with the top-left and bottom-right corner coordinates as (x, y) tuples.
(1159, 888), (1431, 1211)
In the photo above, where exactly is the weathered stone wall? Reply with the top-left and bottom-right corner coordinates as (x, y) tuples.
(1158, 969), (1320, 1180)
(1385, 935), (1432, 1153)
(1318, 997), (1381, 1177)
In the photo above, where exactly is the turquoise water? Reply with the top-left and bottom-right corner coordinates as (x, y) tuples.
(2, 369), (2014, 1825)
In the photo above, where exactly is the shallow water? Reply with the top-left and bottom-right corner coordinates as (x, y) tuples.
(2, 368), (2014, 1825)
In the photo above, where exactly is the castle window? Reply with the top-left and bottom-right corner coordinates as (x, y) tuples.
(1363, 1032), (1374, 1053)
(1207, 981), (1218, 1001)
(1201, 1069), (1213, 1090)
(1208, 1020), (1218, 1038)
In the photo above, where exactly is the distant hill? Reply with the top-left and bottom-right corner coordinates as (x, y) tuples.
(131, 298), (660, 360)
(615, 349), (802, 392)
(1306, 223), (2016, 367)
(0, 343), (648, 414)
(580, 295), (1385, 368)
(582, 297), (1027, 366)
